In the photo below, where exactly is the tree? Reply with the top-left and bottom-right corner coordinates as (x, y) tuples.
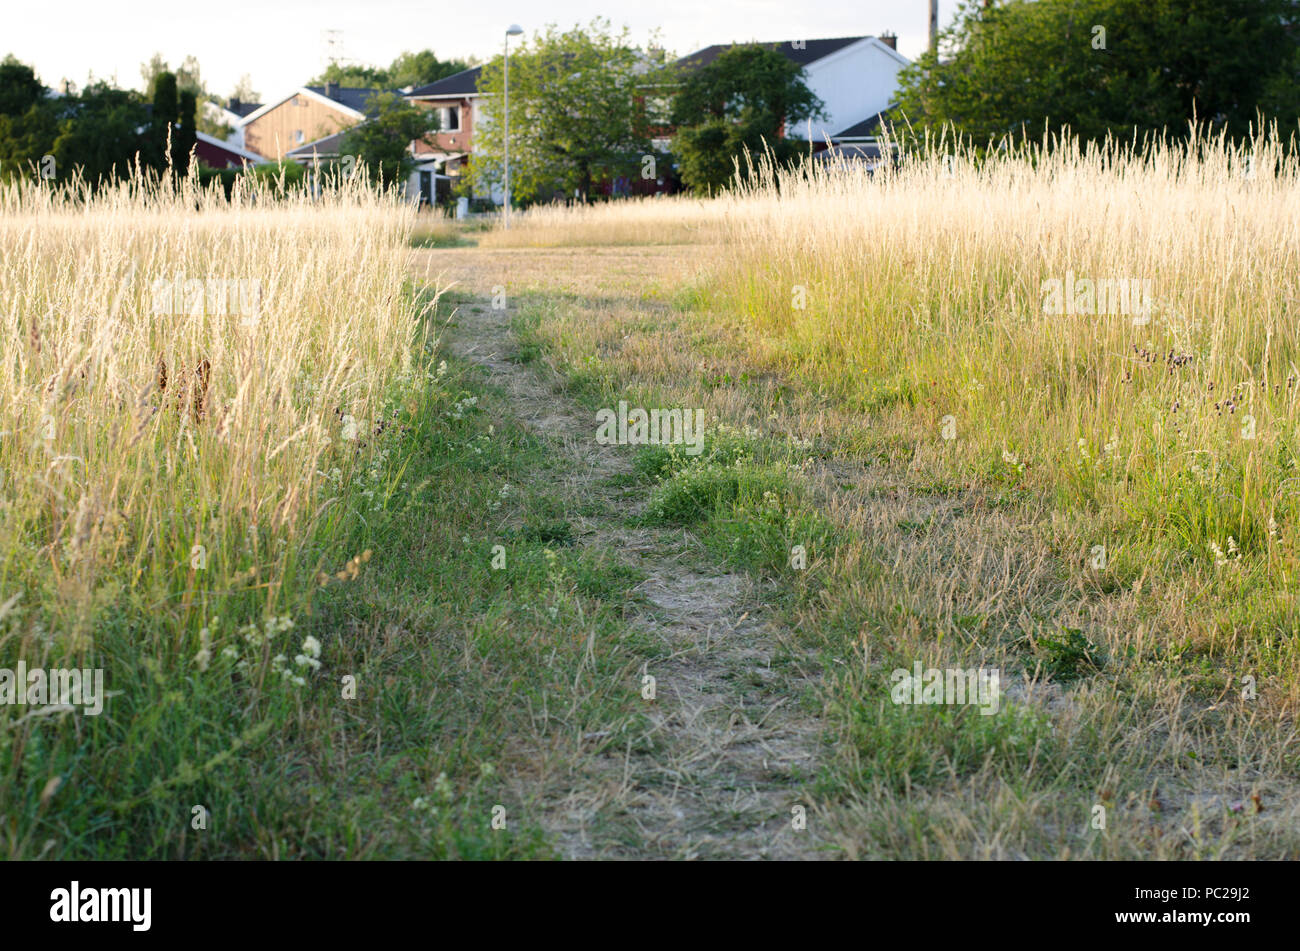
(469, 20), (661, 204)
(141, 53), (204, 100)
(310, 50), (473, 90)
(230, 74), (260, 104)
(49, 83), (151, 186)
(0, 55), (46, 117)
(0, 61), (59, 182)
(149, 70), (178, 170)
(142, 53), (228, 137)
(339, 92), (438, 187)
(175, 89), (197, 174)
(389, 50), (473, 89)
(313, 62), (388, 89)
(670, 44), (824, 194)
(0, 59), (160, 186)
(894, 0), (1300, 147)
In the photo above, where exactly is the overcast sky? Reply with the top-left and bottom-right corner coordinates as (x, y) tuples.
(8, 0), (964, 100)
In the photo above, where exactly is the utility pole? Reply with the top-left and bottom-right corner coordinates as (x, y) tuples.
(929, 0), (939, 57)
(503, 24), (523, 228)
(323, 29), (344, 69)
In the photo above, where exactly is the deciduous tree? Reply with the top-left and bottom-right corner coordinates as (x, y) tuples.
(468, 20), (661, 204)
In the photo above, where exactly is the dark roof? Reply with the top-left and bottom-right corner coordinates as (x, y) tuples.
(285, 129), (349, 157)
(814, 143), (885, 161)
(835, 106), (898, 139)
(304, 85), (395, 114)
(676, 36), (869, 70)
(406, 66), (483, 98)
(228, 101), (262, 118)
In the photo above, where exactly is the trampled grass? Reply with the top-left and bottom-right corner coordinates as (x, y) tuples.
(481, 130), (1300, 857)
(479, 194), (728, 247)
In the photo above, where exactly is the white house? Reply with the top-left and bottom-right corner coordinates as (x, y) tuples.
(676, 34), (909, 146)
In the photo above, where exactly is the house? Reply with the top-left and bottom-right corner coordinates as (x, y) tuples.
(194, 130), (266, 169)
(405, 59), (675, 203)
(201, 97), (263, 148)
(284, 129), (347, 165)
(675, 34), (909, 148)
(236, 82), (391, 160)
(283, 122), (453, 207)
(404, 66), (482, 187)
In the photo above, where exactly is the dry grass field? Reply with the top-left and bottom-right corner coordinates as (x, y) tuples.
(444, 130), (1300, 857)
(6, 130), (1299, 859)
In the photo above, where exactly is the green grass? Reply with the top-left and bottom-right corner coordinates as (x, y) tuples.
(495, 241), (1300, 858)
(2, 305), (660, 859)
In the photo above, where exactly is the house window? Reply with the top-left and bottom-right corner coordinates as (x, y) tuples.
(441, 106), (460, 132)
(295, 129), (304, 144)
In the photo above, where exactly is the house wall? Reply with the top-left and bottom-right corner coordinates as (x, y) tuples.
(244, 95), (360, 160)
(195, 139), (246, 169)
(410, 96), (476, 156)
(787, 39), (907, 142)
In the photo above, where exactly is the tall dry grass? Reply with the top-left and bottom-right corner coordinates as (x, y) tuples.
(469, 132), (1300, 854)
(0, 172), (427, 655)
(707, 132), (1300, 603)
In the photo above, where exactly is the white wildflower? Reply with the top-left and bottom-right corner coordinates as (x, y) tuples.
(1210, 540), (1227, 567)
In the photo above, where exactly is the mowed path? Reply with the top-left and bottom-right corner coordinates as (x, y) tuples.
(411, 245), (828, 859)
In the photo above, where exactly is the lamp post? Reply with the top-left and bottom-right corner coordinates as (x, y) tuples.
(504, 23), (524, 228)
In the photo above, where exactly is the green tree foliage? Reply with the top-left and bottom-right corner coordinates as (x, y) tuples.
(0, 55), (45, 116)
(140, 70), (197, 175)
(895, 0), (1300, 146)
(50, 84), (151, 185)
(670, 44), (824, 194)
(141, 53), (229, 137)
(339, 92), (438, 187)
(469, 20), (660, 204)
(0, 58), (58, 179)
(311, 50), (474, 90)
(175, 90), (197, 174)
(229, 74), (259, 104)
(0, 58), (166, 186)
(149, 70), (178, 170)
(141, 53), (203, 100)
(389, 50), (473, 89)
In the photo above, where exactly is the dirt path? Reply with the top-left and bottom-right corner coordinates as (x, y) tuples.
(418, 247), (827, 859)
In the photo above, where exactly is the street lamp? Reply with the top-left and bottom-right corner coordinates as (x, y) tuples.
(504, 23), (524, 228)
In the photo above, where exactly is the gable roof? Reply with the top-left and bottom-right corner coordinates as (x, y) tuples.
(303, 85), (395, 115)
(835, 106), (898, 140)
(227, 100), (262, 119)
(195, 130), (267, 163)
(285, 128), (349, 159)
(406, 66), (483, 99)
(814, 143), (888, 164)
(237, 85), (392, 126)
(677, 36), (869, 70)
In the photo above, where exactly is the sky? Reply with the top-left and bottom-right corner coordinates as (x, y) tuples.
(6, 0), (964, 101)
